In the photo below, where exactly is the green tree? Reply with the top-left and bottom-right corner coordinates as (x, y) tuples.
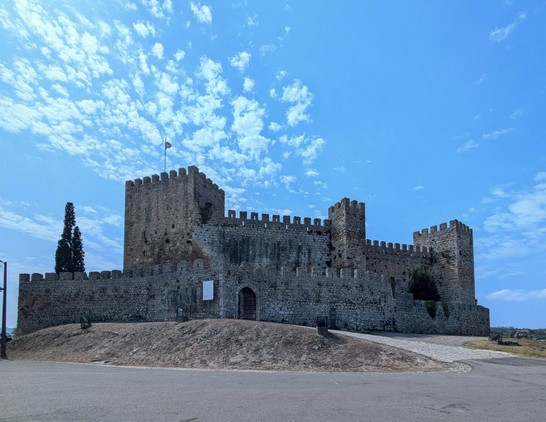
(409, 268), (440, 301)
(72, 226), (85, 272)
(55, 202), (85, 273)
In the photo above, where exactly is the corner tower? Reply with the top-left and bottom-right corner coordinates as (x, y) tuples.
(413, 220), (475, 304)
(328, 198), (366, 268)
(123, 166), (225, 270)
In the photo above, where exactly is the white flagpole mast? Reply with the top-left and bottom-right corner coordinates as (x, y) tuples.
(164, 137), (167, 173)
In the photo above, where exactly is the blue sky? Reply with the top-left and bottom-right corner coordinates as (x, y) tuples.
(1, 1), (545, 329)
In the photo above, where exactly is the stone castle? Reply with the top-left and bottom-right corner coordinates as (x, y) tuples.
(17, 166), (489, 335)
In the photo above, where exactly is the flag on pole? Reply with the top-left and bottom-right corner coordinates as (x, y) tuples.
(165, 141), (172, 149)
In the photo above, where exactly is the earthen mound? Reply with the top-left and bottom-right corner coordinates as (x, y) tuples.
(8, 319), (446, 372)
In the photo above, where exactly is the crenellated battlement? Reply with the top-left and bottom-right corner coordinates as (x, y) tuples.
(224, 209), (331, 231)
(365, 239), (430, 255)
(413, 219), (472, 239)
(125, 166), (224, 195)
(20, 259), (209, 283)
(327, 197), (365, 215)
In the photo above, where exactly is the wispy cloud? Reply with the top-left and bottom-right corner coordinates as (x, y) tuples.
(190, 2), (212, 24)
(280, 134), (325, 164)
(457, 128), (514, 153)
(246, 12), (258, 27)
(0, 201), (123, 261)
(489, 12), (526, 42)
(133, 21), (156, 38)
(230, 51), (251, 72)
(476, 172), (546, 278)
(486, 289), (546, 301)
(280, 79), (313, 126)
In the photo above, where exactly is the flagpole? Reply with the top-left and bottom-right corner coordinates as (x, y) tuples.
(164, 137), (167, 173)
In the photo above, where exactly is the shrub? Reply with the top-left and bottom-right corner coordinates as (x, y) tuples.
(425, 300), (437, 319)
(409, 268), (440, 301)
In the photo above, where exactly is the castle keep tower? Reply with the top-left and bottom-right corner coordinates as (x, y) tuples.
(413, 220), (475, 304)
(124, 166), (225, 270)
(328, 198), (366, 268)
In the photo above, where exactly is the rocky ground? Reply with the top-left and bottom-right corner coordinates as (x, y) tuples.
(8, 319), (447, 373)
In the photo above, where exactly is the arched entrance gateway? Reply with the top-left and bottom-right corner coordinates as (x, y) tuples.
(238, 287), (256, 320)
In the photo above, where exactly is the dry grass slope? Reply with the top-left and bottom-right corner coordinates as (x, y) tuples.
(465, 338), (546, 359)
(8, 319), (446, 372)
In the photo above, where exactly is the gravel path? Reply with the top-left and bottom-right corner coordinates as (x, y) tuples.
(333, 331), (513, 364)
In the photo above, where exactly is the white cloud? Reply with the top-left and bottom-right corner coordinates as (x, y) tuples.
(0, 206), (60, 242)
(457, 129), (513, 153)
(121, 1), (138, 11)
(151, 42), (164, 59)
(243, 77), (254, 92)
(486, 289), (546, 301)
(231, 96), (270, 159)
(281, 175), (296, 189)
(489, 12), (526, 42)
(190, 2), (212, 24)
(174, 49), (186, 61)
(413, 186), (424, 191)
(197, 56), (228, 96)
(268, 122), (282, 132)
(482, 128), (514, 140)
(230, 51), (251, 72)
(281, 79), (313, 126)
(133, 21), (156, 38)
(43, 66), (68, 82)
(457, 139), (478, 154)
(246, 13), (258, 27)
(305, 169), (319, 177)
(477, 172), (546, 275)
(140, 0), (173, 19)
(280, 134), (325, 164)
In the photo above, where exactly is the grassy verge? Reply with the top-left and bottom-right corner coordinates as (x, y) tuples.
(465, 338), (546, 359)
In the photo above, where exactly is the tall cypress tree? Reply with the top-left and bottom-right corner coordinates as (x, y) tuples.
(55, 202), (85, 273)
(72, 226), (85, 272)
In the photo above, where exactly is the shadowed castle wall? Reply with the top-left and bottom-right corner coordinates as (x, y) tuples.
(193, 211), (332, 270)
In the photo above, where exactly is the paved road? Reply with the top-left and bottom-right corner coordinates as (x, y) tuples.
(1, 358), (546, 421)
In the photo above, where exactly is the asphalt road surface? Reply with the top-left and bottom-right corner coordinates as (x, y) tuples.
(1, 358), (546, 421)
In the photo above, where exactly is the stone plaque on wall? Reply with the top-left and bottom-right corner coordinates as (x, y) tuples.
(203, 280), (214, 301)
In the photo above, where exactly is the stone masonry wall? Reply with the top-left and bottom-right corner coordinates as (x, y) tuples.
(17, 260), (220, 335)
(193, 211), (332, 270)
(18, 261), (489, 336)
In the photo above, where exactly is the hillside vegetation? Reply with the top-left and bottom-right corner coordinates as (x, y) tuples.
(8, 319), (446, 372)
